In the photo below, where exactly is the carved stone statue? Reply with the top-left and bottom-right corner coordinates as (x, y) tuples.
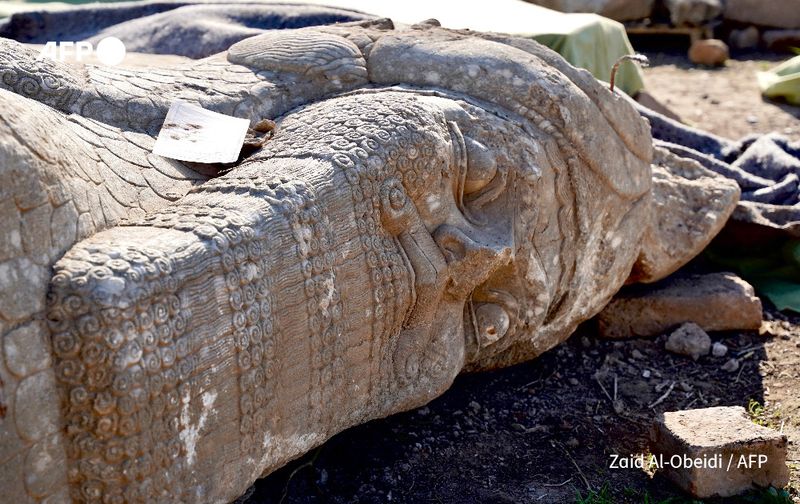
(0, 19), (738, 503)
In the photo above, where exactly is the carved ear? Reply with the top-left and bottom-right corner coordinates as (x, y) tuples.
(628, 147), (740, 284)
(227, 30), (367, 84)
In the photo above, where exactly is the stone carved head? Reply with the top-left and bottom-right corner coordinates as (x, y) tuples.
(0, 19), (710, 504)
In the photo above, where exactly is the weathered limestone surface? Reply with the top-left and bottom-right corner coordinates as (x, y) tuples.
(0, 20), (737, 503)
(598, 272), (763, 339)
(651, 406), (790, 498)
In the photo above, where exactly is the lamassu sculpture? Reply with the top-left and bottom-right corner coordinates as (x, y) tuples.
(0, 20), (738, 503)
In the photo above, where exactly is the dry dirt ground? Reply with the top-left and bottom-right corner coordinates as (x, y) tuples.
(641, 52), (800, 140)
(241, 51), (800, 504)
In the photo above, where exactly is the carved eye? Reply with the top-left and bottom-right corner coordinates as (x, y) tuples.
(463, 137), (497, 194)
(474, 302), (510, 347)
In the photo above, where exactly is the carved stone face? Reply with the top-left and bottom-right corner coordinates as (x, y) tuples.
(249, 89), (572, 388)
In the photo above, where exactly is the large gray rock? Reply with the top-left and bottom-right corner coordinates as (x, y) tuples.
(0, 20), (737, 503)
(523, 0), (654, 21)
(599, 272), (763, 338)
(724, 0), (800, 29)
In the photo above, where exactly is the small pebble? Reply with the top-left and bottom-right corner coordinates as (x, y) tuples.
(722, 358), (740, 372)
(631, 349), (645, 360)
(642, 369), (651, 379)
(746, 115), (758, 124)
(712, 342), (728, 357)
(665, 322), (711, 360)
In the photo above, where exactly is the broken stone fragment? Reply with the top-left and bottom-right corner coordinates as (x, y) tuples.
(628, 147), (739, 284)
(598, 272), (763, 339)
(665, 322), (711, 360)
(651, 406), (789, 498)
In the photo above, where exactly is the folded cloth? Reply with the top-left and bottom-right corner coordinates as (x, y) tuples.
(631, 97), (800, 238)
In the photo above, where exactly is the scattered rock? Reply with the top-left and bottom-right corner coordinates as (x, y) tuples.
(711, 342), (728, 357)
(642, 369), (652, 378)
(665, 322), (711, 360)
(651, 406), (789, 498)
(763, 29), (800, 52)
(688, 39), (729, 66)
(722, 358), (740, 372)
(724, 0), (800, 29)
(728, 26), (760, 50)
(664, 0), (722, 27)
(598, 272), (763, 339)
(631, 349), (645, 359)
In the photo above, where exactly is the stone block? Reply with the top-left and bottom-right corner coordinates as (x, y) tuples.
(651, 406), (790, 498)
(598, 272), (762, 338)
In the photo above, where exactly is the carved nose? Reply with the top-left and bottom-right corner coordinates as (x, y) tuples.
(433, 224), (512, 298)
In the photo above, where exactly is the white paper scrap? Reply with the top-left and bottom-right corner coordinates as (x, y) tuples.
(153, 101), (250, 163)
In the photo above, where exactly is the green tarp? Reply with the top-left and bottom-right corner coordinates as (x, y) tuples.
(758, 55), (800, 106)
(707, 239), (800, 313)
